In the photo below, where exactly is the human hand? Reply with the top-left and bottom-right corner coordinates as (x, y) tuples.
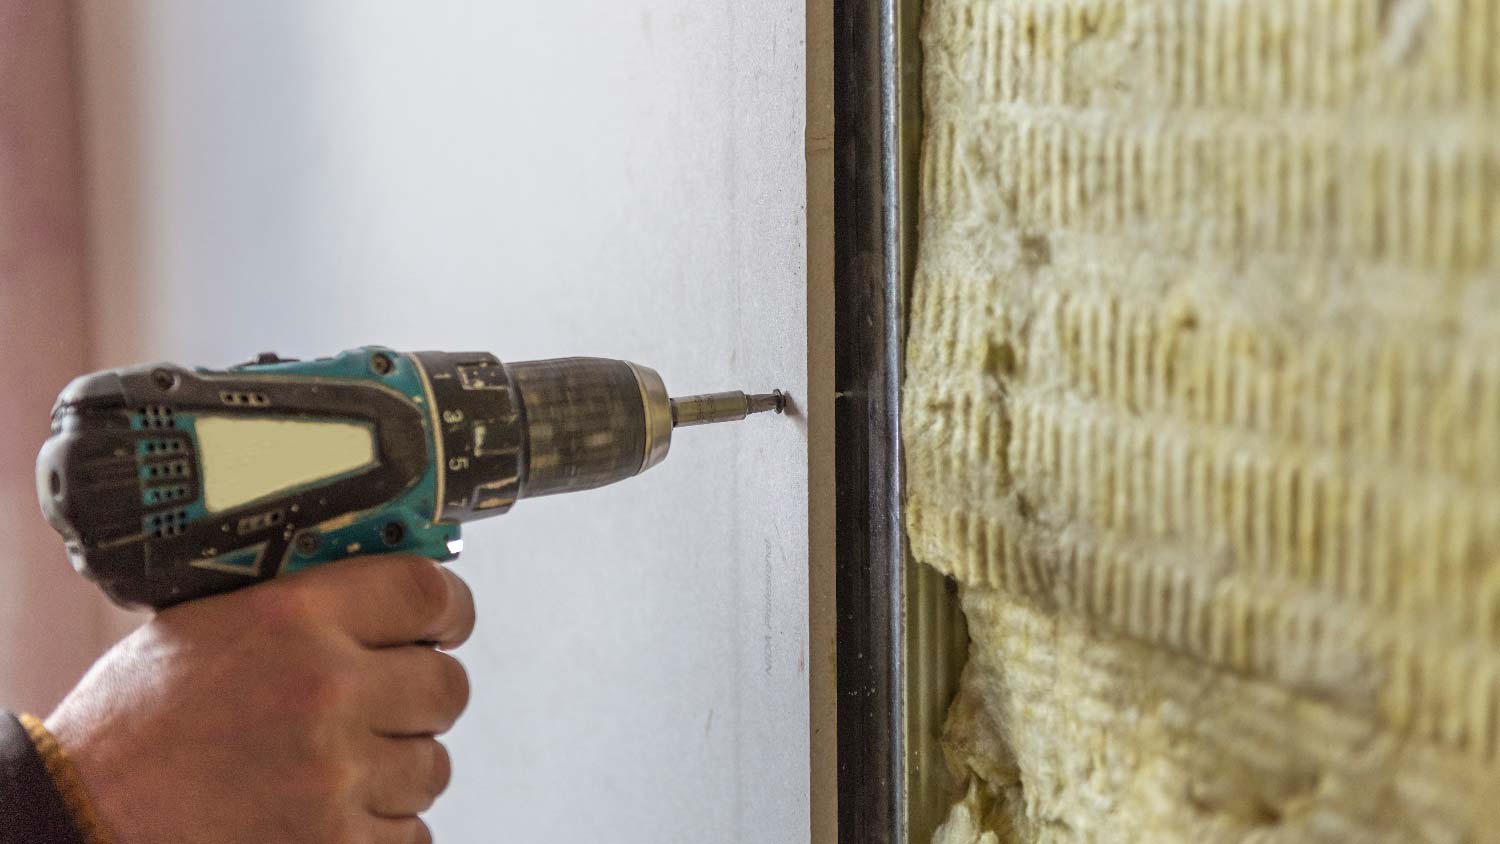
(45, 554), (476, 844)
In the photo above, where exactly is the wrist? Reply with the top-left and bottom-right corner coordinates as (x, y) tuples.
(20, 713), (113, 844)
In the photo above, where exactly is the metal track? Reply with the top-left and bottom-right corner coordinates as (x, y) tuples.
(836, 0), (970, 840)
(833, 0), (923, 840)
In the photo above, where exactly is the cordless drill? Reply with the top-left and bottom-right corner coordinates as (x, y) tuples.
(35, 347), (784, 609)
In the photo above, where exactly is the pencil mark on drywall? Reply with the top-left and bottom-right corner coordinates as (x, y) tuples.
(763, 536), (775, 676)
(762, 521), (791, 677)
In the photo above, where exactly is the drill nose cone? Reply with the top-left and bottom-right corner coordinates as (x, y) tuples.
(669, 389), (787, 427)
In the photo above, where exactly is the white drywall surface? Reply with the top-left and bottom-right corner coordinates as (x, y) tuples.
(76, 3), (819, 840)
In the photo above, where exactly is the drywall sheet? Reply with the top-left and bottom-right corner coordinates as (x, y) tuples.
(905, 1), (1500, 841)
(76, 3), (828, 841)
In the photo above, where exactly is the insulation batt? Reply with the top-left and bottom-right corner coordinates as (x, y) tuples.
(904, 1), (1500, 841)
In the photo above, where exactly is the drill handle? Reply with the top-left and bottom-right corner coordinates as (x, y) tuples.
(36, 348), (460, 610)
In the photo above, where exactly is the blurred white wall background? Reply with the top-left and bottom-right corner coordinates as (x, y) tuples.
(66, 2), (817, 842)
(0, 2), (115, 716)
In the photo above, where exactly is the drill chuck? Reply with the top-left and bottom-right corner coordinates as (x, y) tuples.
(504, 358), (672, 500)
(404, 353), (674, 521)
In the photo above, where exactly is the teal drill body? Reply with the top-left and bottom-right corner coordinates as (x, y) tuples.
(205, 348), (458, 575)
(38, 346), (790, 609)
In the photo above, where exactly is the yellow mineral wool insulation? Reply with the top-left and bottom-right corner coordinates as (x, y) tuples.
(903, 1), (1500, 842)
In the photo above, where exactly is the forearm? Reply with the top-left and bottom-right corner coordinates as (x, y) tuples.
(0, 712), (106, 844)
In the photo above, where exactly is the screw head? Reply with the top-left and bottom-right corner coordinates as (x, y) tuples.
(370, 353), (395, 375)
(295, 531), (321, 555)
(381, 522), (405, 546)
(151, 369), (178, 390)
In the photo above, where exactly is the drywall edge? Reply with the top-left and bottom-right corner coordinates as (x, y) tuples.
(807, 0), (838, 839)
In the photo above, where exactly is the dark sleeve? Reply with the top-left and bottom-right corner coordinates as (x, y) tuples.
(0, 712), (86, 844)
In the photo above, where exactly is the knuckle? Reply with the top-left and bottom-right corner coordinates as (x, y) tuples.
(251, 583), (317, 631)
(305, 756), (357, 802)
(427, 741), (453, 797)
(411, 818), (434, 844)
(447, 576), (477, 644)
(287, 664), (358, 724)
(399, 558), (452, 626)
(324, 818), (363, 844)
(436, 655), (471, 719)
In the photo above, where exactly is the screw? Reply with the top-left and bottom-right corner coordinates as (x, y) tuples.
(381, 522), (405, 546)
(295, 531), (321, 555)
(370, 353), (395, 375)
(151, 369), (178, 390)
